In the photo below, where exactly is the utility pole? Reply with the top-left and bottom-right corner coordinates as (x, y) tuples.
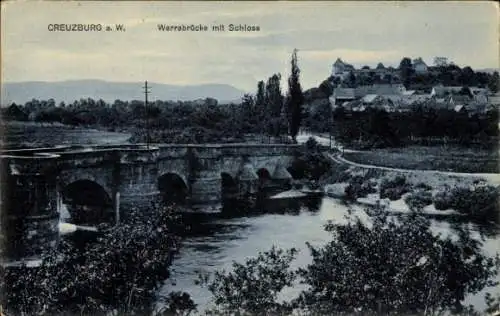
(329, 107), (333, 151)
(143, 81), (151, 149)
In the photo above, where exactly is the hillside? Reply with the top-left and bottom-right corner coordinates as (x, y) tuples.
(1, 80), (247, 105)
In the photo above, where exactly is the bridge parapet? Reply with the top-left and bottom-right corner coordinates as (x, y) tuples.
(118, 147), (159, 164)
(1, 154), (60, 175)
(220, 144), (300, 157)
(157, 145), (189, 159)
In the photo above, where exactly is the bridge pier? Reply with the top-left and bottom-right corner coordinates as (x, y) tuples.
(116, 148), (161, 216)
(189, 177), (222, 207)
(271, 164), (293, 189)
(1, 157), (59, 261)
(188, 147), (223, 208)
(236, 163), (259, 196)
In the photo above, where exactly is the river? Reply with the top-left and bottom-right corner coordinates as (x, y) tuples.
(158, 197), (500, 314)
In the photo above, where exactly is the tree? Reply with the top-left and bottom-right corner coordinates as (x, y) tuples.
(288, 137), (332, 180)
(201, 247), (298, 316)
(399, 57), (414, 89)
(2, 103), (28, 121)
(255, 80), (266, 116)
(488, 71), (499, 93)
(266, 74), (284, 118)
(459, 86), (472, 98)
(203, 208), (500, 316)
(318, 80), (334, 97)
(297, 210), (499, 315)
(287, 49), (305, 141)
(346, 71), (357, 88)
(240, 93), (255, 131)
(265, 74), (285, 137)
(367, 109), (400, 147)
(459, 66), (476, 86)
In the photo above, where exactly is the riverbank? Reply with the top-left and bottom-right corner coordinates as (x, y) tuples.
(322, 153), (500, 222)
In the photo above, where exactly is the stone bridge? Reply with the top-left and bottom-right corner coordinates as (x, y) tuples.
(0, 143), (300, 259)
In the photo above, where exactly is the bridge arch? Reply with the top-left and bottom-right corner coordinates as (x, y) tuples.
(61, 179), (114, 225)
(256, 168), (272, 180)
(58, 170), (113, 200)
(158, 172), (189, 204)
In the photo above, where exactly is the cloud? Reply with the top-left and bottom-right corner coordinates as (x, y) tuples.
(1, 1), (497, 90)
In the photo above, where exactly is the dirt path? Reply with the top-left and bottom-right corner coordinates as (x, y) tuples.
(328, 153), (500, 185)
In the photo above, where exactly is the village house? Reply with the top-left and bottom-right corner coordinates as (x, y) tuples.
(448, 94), (471, 107)
(431, 85), (464, 98)
(328, 57), (496, 115)
(430, 85), (491, 111)
(453, 104), (467, 114)
(330, 83), (407, 107)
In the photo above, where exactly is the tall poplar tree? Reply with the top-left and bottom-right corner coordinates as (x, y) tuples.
(287, 49), (304, 141)
(265, 74), (285, 137)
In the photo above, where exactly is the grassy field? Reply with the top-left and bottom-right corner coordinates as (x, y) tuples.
(1, 121), (131, 148)
(343, 145), (499, 173)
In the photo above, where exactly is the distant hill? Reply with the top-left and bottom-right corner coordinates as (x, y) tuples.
(1, 80), (247, 105)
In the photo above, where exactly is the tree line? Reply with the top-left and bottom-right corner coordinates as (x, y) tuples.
(1, 50), (305, 144)
(330, 105), (498, 148)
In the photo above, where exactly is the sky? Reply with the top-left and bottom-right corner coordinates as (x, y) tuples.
(1, 1), (498, 91)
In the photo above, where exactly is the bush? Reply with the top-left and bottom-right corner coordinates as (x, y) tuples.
(433, 187), (454, 210)
(289, 137), (332, 180)
(317, 163), (350, 185)
(0, 204), (186, 316)
(344, 176), (377, 201)
(380, 175), (411, 200)
(415, 182), (433, 191)
(433, 184), (499, 220)
(201, 246), (298, 316)
(404, 189), (433, 211)
(297, 212), (500, 315)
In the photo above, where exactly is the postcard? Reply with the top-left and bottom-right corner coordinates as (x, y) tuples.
(1, 2), (499, 315)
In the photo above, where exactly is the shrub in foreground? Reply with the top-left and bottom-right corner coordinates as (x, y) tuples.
(0, 204), (187, 316)
(297, 211), (499, 315)
(201, 247), (298, 316)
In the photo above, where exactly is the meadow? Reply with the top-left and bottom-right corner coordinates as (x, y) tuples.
(343, 145), (499, 173)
